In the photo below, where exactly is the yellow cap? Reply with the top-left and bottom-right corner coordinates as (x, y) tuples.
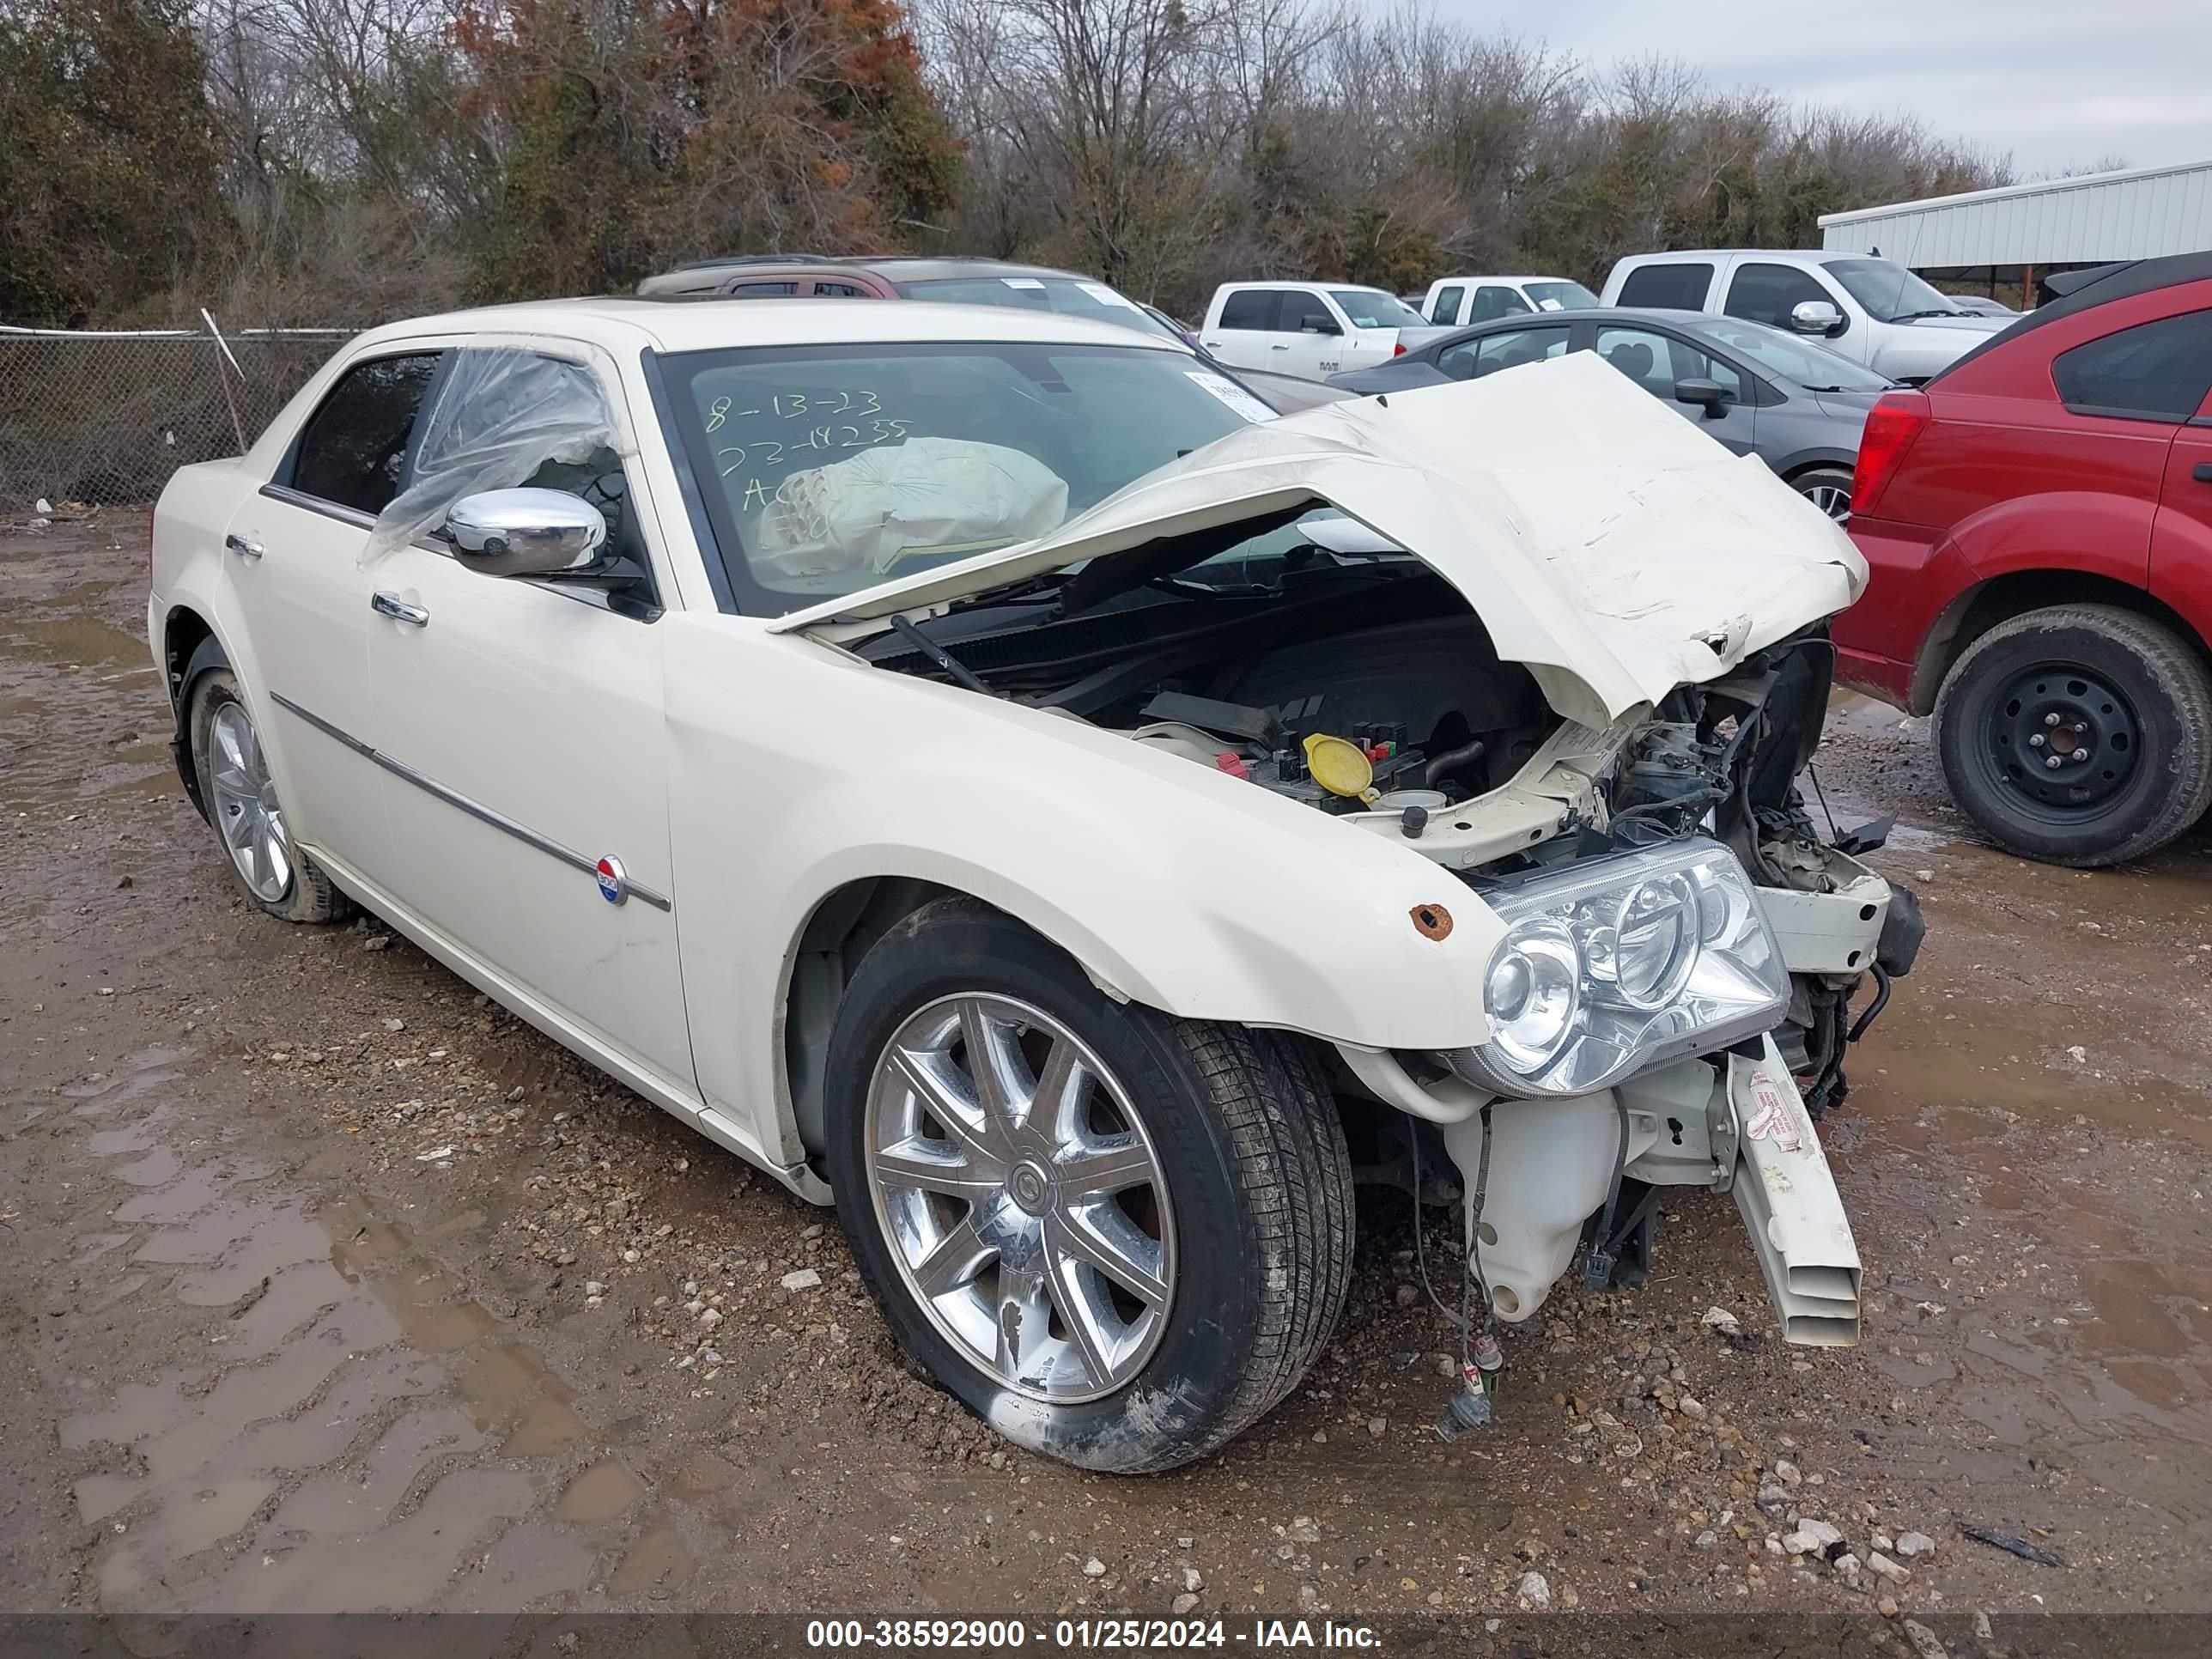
(1303, 732), (1379, 804)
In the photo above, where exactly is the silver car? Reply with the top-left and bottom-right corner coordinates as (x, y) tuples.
(1328, 307), (1897, 520)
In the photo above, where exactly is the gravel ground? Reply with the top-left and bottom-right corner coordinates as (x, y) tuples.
(5, 509), (2211, 1629)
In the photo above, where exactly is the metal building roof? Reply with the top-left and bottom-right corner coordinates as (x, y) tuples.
(1818, 158), (2212, 268)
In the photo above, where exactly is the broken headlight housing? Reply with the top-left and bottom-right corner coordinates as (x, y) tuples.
(1450, 839), (1789, 1098)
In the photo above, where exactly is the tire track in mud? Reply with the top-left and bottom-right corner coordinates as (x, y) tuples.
(47, 1048), (675, 1612)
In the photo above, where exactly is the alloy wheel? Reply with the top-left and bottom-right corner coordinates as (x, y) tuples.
(1801, 482), (1851, 521)
(208, 699), (294, 902)
(864, 994), (1176, 1403)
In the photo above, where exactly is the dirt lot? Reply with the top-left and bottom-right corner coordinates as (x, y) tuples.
(5, 509), (2212, 1631)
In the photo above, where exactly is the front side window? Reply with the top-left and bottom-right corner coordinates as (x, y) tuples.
(1596, 326), (1684, 398)
(360, 349), (627, 565)
(896, 276), (1179, 341)
(1615, 263), (1714, 311)
(1328, 289), (1429, 330)
(1694, 319), (1892, 392)
(1218, 289), (1285, 331)
(1469, 286), (1533, 322)
(660, 342), (1263, 610)
(1438, 325), (1571, 381)
(1431, 285), (1465, 324)
(1723, 263), (1832, 328)
(2051, 309), (2212, 421)
(288, 353), (442, 516)
(1821, 258), (1960, 323)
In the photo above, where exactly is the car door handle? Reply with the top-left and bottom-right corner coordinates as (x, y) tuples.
(370, 592), (430, 627)
(1270, 343), (1291, 351)
(2194, 462), (2212, 484)
(224, 533), (263, 561)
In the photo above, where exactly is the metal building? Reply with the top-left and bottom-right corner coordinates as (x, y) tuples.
(1818, 158), (2212, 305)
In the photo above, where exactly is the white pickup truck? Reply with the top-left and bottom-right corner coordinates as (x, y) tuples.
(1600, 250), (2012, 384)
(1199, 282), (1451, 381)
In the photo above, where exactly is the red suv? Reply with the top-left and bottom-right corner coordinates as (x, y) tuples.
(1835, 252), (2212, 866)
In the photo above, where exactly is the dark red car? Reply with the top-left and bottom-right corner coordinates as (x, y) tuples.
(1836, 251), (2212, 866)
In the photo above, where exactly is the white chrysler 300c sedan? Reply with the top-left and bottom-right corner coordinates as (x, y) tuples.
(149, 300), (1919, 1471)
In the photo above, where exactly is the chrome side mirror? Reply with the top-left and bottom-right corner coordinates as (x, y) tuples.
(1789, 299), (1845, 336)
(443, 488), (607, 578)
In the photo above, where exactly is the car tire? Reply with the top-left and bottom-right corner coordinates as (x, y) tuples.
(1790, 466), (1854, 522)
(184, 641), (352, 924)
(823, 896), (1354, 1473)
(1933, 603), (2212, 867)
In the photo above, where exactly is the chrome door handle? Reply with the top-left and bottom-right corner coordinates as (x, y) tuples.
(370, 592), (430, 626)
(224, 533), (264, 560)
(1269, 343), (1291, 350)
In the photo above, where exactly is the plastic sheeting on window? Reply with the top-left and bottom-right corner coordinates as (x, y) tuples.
(753, 437), (1068, 580)
(362, 349), (627, 565)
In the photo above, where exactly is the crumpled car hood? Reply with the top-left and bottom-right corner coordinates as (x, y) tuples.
(771, 350), (1867, 729)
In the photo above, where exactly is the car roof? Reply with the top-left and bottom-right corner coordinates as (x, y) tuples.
(1928, 247), (2212, 384)
(1615, 250), (1874, 264)
(663, 256), (1097, 285)
(1431, 275), (1578, 286)
(346, 297), (1186, 357)
(1218, 279), (1393, 291)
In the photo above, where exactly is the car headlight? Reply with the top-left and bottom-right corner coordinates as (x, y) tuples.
(1449, 838), (1788, 1098)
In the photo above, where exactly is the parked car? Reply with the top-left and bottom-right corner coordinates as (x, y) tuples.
(1420, 275), (1600, 326)
(1328, 307), (1894, 520)
(150, 301), (1900, 1472)
(1600, 251), (2011, 385)
(1139, 301), (1198, 347)
(1197, 282), (1452, 381)
(638, 256), (1184, 345)
(1836, 249), (2212, 867)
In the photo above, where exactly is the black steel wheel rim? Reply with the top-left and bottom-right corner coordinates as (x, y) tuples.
(1979, 661), (2141, 820)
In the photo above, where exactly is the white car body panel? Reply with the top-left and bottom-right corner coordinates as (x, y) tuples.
(774, 352), (1866, 732)
(1198, 283), (1446, 382)
(1419, 275), (1595, 325)
(147, 297), (1875, 1355)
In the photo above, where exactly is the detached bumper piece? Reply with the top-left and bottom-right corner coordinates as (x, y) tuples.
(1728, 1042), (1861, 1346)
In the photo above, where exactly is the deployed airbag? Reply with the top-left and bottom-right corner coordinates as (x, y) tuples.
(757, 438), (1069, 579)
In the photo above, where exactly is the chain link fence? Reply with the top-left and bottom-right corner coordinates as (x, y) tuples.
(0, 325), (355, 508)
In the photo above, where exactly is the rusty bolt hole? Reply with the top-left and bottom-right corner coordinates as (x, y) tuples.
(1410, 903), (1454, 941)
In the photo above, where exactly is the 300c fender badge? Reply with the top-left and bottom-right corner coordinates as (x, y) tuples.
(593, 856), (629, 906)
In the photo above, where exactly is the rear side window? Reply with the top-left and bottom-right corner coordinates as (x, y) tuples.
(1431, 286), (1464, 324)
(1218, 289), (1285, 331)
(1616, 263), (1714, 311)
(723, 281), (801, 297)
(289, 353), (441, 516)
(1438, 325), (1571, 381)
(2051, 310), (2212, 421)
(1723, 263), (1832, 327)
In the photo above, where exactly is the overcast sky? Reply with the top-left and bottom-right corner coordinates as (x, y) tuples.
(1418, 0), (2212, 182)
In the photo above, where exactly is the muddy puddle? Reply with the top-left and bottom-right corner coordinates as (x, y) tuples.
(49, 1048), (684, 1613)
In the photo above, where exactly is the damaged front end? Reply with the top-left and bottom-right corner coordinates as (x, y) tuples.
(778, 354), (1921, 1352)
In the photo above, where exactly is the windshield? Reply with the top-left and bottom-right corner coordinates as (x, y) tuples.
(1820, 258), (1962, 324)
(1692, 319), (1894, 392)
(894, 276), (1182, 342)
(1522, 281), (1599, 312)
(659, 341), (1268, 610)
(1328, 289), (1430, 330)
